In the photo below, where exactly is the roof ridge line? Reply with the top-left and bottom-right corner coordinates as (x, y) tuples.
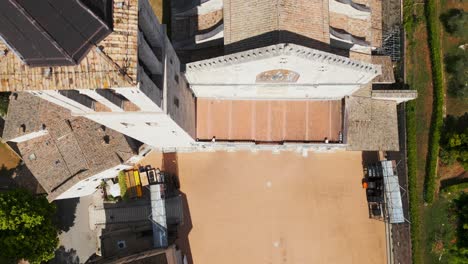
(94, 46), (135, 86)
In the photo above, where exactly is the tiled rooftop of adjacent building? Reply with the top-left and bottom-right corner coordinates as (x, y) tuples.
(0, 0), (138, 92)
(3, 93), (137, 200)
(196, 99), (342, 142)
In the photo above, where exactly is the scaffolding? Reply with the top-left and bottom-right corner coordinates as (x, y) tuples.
(364, 160), (407, 224)
(381, 160), (405, 224)
(376, 26), (401, 62)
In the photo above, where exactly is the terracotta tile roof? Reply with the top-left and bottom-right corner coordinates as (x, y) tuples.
(370, 0), (382, 47)
(352, 82), (372, 97)
(3, 93), (135, 200)
(196, 99), (343, 142)
(2, 93), (69, 141)
(345, 96), (399, 151)
(372, 55), (395, 83)
(329, 12), (371, 42)
(0, 0), (139, 92)
(224, 0), (330, 52)
(0, 42), (7, 62)
(349, 50), (372, 63)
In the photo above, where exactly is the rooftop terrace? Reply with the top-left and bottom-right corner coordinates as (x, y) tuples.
(196, 99), (343, 143)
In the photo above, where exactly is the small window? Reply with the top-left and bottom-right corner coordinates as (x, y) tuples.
(170, 58), (173, 65)
(12, 93), (18, 100)
(77, 188), (82, 191)
(19, 124), (26, 133)
(173, 97), (179, 108)
(103, 135), (110, 144)
(174, 74), (179, 84)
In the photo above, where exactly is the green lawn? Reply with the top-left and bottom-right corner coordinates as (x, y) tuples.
(405, 5), (433, 262)
(440, 0), (468, 117)
(405, 0), (468, 260)
(423, 195), (457, 263)
(423, 186), (468, 263)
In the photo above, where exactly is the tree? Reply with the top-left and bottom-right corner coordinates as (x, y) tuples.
(446, 192), (468, 263)
(0, 189), (59, 264)
(440, 9), (468, 38)
(444, 51), (468, 98)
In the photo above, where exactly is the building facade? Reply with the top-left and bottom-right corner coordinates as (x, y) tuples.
(0, 0), (196, 150)
(172, 0), (416, 152)
(0, 0), (419, 201)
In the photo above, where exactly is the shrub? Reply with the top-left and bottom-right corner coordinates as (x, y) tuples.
(440, 114), (468, 170)
(441, 182), (468, 194)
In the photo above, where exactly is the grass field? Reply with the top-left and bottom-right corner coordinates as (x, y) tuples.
(405, 0), (468, 261)
(423, 185), (468, 263)
(440, 0), (468, 117)
(404, 0), (437, 262)
(437, 0), (468, 179)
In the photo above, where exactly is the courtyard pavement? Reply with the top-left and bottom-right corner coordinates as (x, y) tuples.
(50, 194), (97, 264)
(142, 150), (388, 264)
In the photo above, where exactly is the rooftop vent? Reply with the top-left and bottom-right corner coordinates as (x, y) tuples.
(117, 240), (126, 249)
(28, 153), (36, 161)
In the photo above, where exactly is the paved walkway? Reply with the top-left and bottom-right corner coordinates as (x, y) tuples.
(51, 195), (97, 264)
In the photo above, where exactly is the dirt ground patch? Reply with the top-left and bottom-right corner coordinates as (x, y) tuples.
(0, 142), (19, 171)
(143, 150), (387, 264)
(148, 0), (163, 21)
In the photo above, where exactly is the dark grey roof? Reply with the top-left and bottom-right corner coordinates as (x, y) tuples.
(0, 0), (111, 67)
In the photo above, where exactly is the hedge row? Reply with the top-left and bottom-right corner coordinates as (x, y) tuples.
(406, 101), (421, 264)
(403, 1), (422, 263)
(441, 182), (468, 194)
(423, 0), (445, 204)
